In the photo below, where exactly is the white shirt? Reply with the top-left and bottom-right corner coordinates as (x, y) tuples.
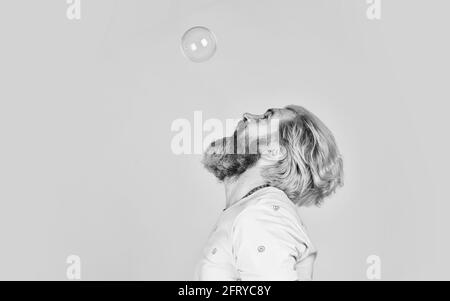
(194, 186), (317, 281)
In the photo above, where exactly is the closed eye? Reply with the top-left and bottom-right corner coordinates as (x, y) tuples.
(264, 109), (274, 119)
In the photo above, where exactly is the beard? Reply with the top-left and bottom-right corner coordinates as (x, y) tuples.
(202, 130), (261, 182)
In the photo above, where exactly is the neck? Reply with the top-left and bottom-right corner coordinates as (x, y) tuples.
(224, 166), (267, 209)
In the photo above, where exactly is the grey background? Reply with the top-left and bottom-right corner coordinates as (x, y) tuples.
(0, 0), (449, 280)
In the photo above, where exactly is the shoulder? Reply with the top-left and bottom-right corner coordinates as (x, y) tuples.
(230, 194), (316, 258)
(233, 191), (302, 229)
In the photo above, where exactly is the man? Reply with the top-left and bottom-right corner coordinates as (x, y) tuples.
(195, 105), (344, 280)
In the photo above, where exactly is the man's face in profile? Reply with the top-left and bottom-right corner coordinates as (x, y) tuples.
(202, 108), (296, 181)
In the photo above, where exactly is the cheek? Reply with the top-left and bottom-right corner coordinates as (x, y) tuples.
(239, 121), (278, 142)
(246, 123), (260, 139)
(252, 120), (277, 139)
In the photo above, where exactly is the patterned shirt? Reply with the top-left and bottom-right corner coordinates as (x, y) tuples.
(194, 186), (317, 281)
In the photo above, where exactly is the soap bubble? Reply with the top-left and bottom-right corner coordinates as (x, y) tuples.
(181, 26), (217, 63)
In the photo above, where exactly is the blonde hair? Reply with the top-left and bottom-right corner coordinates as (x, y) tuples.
(262, 105), (344, 206)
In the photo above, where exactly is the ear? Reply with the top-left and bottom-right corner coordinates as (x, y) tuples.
(260, 143), (286, 161)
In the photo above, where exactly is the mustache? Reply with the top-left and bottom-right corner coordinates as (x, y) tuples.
(205, 131), (238, 155)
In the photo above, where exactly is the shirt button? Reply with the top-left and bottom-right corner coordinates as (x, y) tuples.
(272, 205), (280, 211)
(257, 245), (265, 252)
(211, 248), (217, 255)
